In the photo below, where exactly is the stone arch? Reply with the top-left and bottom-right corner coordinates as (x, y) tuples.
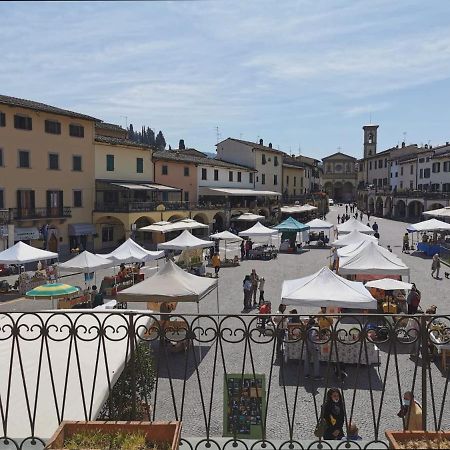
(368, 197), (375, 214)
(408, 200), (424, 219)
(333, 182), (343, 202)
(428, 202), (444, 211)
(94, 215), (126, 250)
(375, 196), (384, 216)
(213, 211), (227, 232)
(395, 199), (406, 218)
(192, 213), (208, 224)
(384, 197), (393, 217)
(134, 216), (155, 245)
(342, 182), (354, 202)
(167, 214), (185, 222)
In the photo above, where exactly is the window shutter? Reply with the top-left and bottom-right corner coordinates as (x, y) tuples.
(58, 190), (64, 215)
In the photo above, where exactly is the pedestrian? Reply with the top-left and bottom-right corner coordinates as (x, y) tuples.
(341, 422), (362, 441)
(366, 222), (370, 228)
(240, 240), (245, 260)
(431, 253), (441, 279)
(337, 214), (341, 224)
(243, 275), (252, 311)
(406, 283), (421, 314)
(360, 212), (363, 221)
(402, 233), (410, 253)
(245, 239), (251, 259)
(367, 211), (371, 221)
(387, 245), (392, 252)
(258, 276), (265, 304)
(304, 317), (322, 380)
(372, 221), (378, 232)
(322, 388), (345, 440)
(250, 268), (259, 307)
(345, 204), (348, 214)
(211, 252), (221, 277)
(272, 304), (287, 355)
(397, 391), (423, 431)
(91, 285), (103, 308)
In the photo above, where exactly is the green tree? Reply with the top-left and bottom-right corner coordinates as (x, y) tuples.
(179, 139), (185, 150)
(155, 131), (166, 150)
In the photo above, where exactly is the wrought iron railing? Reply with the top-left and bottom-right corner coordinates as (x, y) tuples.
(0, 311), (448, 449)
(9, 207), (72, 220)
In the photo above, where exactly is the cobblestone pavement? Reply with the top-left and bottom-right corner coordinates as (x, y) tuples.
(0, 206), (449, 443)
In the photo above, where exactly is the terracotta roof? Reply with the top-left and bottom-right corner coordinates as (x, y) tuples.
(95, 122), (126, 132)
(0, 94), (100, 121)
(153, 150), (256, 171)
(218, 137), (287, 155)
(95, 135), (154, 150)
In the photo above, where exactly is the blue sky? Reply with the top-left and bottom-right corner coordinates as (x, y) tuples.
(2, 0), (450, 159)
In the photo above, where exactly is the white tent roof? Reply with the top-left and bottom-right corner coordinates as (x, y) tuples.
(423, 206), (450, 218)
(406, 218), (450, 232)
(139, 218), (207, 234)
(305, 218), (334, 230)
(210, 230), (243, 241)
(281, 266), (377, 309)
(117, 259), (217, 303)
(337, 218), (374, 235)
(234, 212), (265, 221)
(332, 230), (378, 248)
(365, 278), (413, 291)
(238, 221), (279, 237)
(281, 204), (318, 214)
(337, 240), (386, 258)
(339, 241), (409, 276)
(0, 241), (58, 264)
(158, 229), (214, 250)
(58, 250), (113, 273)
(100, 238), (165, 263)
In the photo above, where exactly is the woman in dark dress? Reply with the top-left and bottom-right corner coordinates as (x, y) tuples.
(322, 388), (345, 440)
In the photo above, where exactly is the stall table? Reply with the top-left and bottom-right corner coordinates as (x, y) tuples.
(417, 242), (442, 256)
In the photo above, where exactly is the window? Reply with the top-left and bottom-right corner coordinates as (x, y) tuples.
(162, 165), (168, 175)
(106, 154), (114, 171)
(14, 115), (32, 130)
(237, 171), (241, 182)
(384, 158), (387, 168)
(46, 190), (63, 216)
(249, 172), (254, 184)
(18, 150), (30, 168)
(378, 160), (383, 169)
(443, 183), (450, 192)
(261, 173), (265, 185)
(419, 169), (423, 179)
(300, 177), (304, 187)
(69, 124), (84, 138)
(0, 149), (3, 166)
(45, 120), (61, 134)
(136, 158), (143, 173)
(426, 157), (430, 162)
(274, 174), (278, 185)
(444, 161), (450, 172)
(17, 189), (35, 216)
(184, 191), (189, 202)
(102, 226), (114, 243)
(383, 178), (388, 185)
(369, 161), (372, 170)
(73, 190), (82, 207)
(395, 172), (398, 178)
(424, 168), (431, 178)
(286, 176), (289, 186)
(202, 168), (207, 180)
(49, 153), (59, 170)
(400, 181), (403, 189)
(294, 176), (296, 186)
(214, 169), (219, 181)
(410, 165), (413, 175)
(72, 155), (82, 171)
(262, 154), (266, 165)
(432, 162), (441, 173)
(228, 171), (233, 182)
(274, 156), (279, 166)
(400, 167), (403, 176)
(431, 183), (440, 192)
(0, 112), (5, 127)
(183, 166), (189, 177)
(419, 158), (425, 163)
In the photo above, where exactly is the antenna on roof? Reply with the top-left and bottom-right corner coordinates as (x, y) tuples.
(369, 111), (372, 124)
(215, 126), (221, 144)
(403, 131), (407, 143)
(298, 144), (301, 156)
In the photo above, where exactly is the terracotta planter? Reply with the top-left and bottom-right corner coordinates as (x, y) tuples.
(385, 430), (450, 449)
(45, 420), (182, 450)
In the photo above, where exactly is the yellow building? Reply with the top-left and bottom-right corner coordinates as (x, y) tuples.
(282, 156), (305, 198)
(0, 95), (98, 255)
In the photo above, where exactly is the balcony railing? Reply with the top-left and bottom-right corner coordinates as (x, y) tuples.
(1, 311), (448, 448)
(10, 206), (72, 220)
(361, 189), (450, 200)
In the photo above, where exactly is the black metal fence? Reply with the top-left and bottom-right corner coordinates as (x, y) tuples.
(0, 311), (449, 449)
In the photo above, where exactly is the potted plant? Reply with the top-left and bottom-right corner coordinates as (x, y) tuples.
(385, 430), (450, 449)
(45, 420), (181, 450)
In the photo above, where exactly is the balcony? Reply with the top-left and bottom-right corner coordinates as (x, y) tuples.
(1, 311), (448, 447)
(10, 206), (72, 221)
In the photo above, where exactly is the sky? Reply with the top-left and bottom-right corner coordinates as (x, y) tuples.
(2, 0), (450, 159)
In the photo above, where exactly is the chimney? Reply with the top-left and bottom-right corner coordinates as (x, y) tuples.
(425, 144), (428, 149)
(269, 142), (272, 148)
(401, 141), (406, 148)
(259, 138), (263, 145)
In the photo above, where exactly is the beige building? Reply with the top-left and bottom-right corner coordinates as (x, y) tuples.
(322, 152), (357, 202)
(282, 156), (305, 198)
(0, 95), (97, 255)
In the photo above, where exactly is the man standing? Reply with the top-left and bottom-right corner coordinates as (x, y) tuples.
(431, 253), (441, 279)
(250, 269), (259, 307)
(212, 252), (221, 277)
(304, 318), (323, 380)
(372, 221), (379, 233)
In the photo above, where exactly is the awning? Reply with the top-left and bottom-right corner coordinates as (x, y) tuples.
(110, 182), (180, 191)
(14, 227), (40, 241)
(68, 223), (96, 236)
(199, 187), (281, 196)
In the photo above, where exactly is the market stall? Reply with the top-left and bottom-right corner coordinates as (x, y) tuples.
(336, 218), (374, 235)
(365, 278), (413, 314)
(332, 229), (378, 248)
(26, 282), (85, 309)
(406, 218), (450, 256)
(239, 222), (279, 260)
(209, 230), (242, 265)
(423, 206), (450, 219)
(233, 213), (266, 222)
(305, 218), (334, 246)
(100, 238), (165, 264)
(273, 217), (309, 252)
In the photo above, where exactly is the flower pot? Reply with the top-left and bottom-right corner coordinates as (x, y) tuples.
(45, 420), (182, 450)
(385, 430), (450, 449)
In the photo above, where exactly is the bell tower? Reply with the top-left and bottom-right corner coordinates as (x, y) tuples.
(363, 124), (379, 158)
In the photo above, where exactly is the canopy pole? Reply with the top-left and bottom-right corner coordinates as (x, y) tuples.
(224, 240), (227, 261)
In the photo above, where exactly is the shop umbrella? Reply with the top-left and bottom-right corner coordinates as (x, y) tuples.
(26, 283), (80, 308)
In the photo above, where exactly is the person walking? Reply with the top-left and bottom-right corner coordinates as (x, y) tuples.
(245, 239), (251, 259)
(211, 252), (221, 277)
(337, 214), (341, 224)
(258, 276), (265, 305)
(360, 211), (363, 221)
(304, 318), (322, 380)
(431, 253), (441, 279)
(322, 388), (345, 440)
(250, 268), (259, 307)
(372, 221), (378, 233)
(240, 240), (246, 260)
(402, 232), (410, 253)
(406, 283), (421, 314)
(397, 391), (423, 431)
(243, 275), (252, 311)
(345, 204), (348, 214)
(367, 211), (371, 221)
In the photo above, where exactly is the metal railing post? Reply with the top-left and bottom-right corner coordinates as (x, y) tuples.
(421, 314), (428, 431)
(129, 313), (137, 419)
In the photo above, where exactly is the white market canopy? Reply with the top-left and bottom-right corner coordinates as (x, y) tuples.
(139, 219), (208, 234)
(281, 204), (318, 214)
(281, 266), (377, 309)
(365, 278), (413, 291)
(339, 241), (410, 276)
(201, 187), (281, 197)
(158, 229), (214, 250)
(337, 240), (386, 258)
(210, 230), (243, 241)
(423, 206), (450, 219)
(332, 230), (379, 248)
(58, 250), (113, 273)
(0, 241), (58, 264)
(234, 212), (265, 221)
(305, 218), (334, 230)
(117, 259), (218, 303)
(100, 238), (164, 263)
(239, 221), (279, 237)
(406, 218), (450, 233)
(337, 218), (374, 235)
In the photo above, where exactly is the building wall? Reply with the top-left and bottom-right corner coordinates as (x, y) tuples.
(431, 154), (450, 191)
(153, 159), (197, 202)
(95, 142), (153, 181)
(0, 104), (95, 255)
(197, 164), (254, 190)
(216, 139), (255, 169)
(282, 166), (305, 197)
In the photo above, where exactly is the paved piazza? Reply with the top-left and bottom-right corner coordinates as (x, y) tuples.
(0, 205), (449, 443)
